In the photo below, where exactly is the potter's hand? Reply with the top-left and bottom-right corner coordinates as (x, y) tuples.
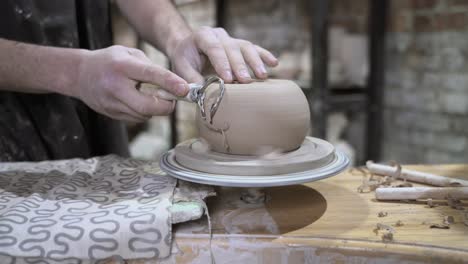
(74, 45), (189, 123)
(168, 27), (278, 83)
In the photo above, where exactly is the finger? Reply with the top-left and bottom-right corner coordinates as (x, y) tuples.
(127, 49), (180, 88)
(174, 58), (204, 83)
(194, 27), (233, 82)
(105, 104), (147, 123)
(115, 99), (150, 122)
(127, 49), (177, 89)
(240, 41), (268, 79)
(114, 112), (146, 124)
(127, 48), (148, 61)
(104, 50), (156, 121)
(254, 45), (278, 67)
(121, 57), (189, 97)
(213, 30), (252, 83)
(115, 80), (175, 116)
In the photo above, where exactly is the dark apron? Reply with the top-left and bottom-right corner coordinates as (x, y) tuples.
(0, 0), (129, 161)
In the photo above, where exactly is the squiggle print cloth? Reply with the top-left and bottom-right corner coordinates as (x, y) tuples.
(0, 155), (176, 261)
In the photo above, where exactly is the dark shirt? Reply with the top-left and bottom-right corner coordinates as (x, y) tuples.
(0, 0), (129, 161)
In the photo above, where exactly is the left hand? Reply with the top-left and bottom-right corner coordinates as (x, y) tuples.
(168, 27), (278, 83)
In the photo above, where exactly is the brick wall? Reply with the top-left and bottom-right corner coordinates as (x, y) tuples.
(225, 0), (368, 54)
(383, 0), (468, 163)
(124, 0), (468, 163)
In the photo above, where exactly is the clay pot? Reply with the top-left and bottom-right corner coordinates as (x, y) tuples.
(197, 79), (310, 155)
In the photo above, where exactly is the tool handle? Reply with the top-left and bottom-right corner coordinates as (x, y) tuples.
(138, 83), (193, 102)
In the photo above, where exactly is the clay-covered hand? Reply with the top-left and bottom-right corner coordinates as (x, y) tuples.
(168, 27), (278, 83)
(73, 45), (189, 123)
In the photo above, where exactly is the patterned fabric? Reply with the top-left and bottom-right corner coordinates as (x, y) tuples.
(0, 155), (177, 262)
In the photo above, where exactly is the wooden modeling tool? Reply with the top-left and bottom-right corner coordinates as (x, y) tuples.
(137, 75), (225, 122)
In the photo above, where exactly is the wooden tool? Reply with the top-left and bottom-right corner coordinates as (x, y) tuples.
(367, 161), (468, 187)
(137, 75), (225, 122)
(375, 186), (468, 200)
(137, 82), (200, 102)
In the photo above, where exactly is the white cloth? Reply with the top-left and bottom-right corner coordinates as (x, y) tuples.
(0, 155), (176, 262)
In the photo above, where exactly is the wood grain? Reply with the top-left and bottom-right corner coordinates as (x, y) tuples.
(127, 164), (468, 263)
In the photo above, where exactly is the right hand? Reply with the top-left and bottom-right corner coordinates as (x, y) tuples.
(73, 45), (189, 123)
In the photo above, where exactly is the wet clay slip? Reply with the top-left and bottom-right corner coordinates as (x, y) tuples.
(197, 79), (310, 155)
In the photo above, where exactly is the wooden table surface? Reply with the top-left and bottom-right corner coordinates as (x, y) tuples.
(154, 165), (468, 263)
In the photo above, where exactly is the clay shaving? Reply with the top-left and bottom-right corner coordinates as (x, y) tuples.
(357, 160), (468, 236)
(373, 223), (394, 242)
(425, 215), (455, 230)
(430, 224), (450, 229)
(462, 210), (468, 227)
(356, 162), (414, 193)
(447, 195), (465, 210)
(355, 168), (386, 193)
(378, 211), (388, 217)
(426, 198), (437, 208)
(443, 215), (455, 225)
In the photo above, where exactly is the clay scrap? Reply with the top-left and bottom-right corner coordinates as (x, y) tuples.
(448, 194), (466, 210)
(373, 223), (395, 242)
(355, 162), (416, 192)
(356, 161), (468, 236)
(378, 211), (388, 217)
(462, 210), (468, 226)
(393, 220), (404, 227)
(355, 167), (395, 193)
(424, 215), (454, 229)
(444, 215), (455, 225)
(430, 224), (450, 229)
(426, 198), (437, 208)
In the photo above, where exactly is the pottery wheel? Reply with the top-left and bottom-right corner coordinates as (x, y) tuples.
(159, 137), (350, 187)
(174, 137), (334, 176)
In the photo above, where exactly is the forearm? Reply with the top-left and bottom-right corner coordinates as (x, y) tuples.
(0, 38), (87, 96)
(116, 0), (192, 57)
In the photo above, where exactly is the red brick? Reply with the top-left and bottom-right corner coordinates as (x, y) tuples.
(388, 14), (412, 32)
(448, 0), (468, 7)
(391, 0), (412, 11)
(434, 12), (467, 30)
(390, 0), (412, 18)
(414, 14), (434, 32)
(412, 0), (439, 9)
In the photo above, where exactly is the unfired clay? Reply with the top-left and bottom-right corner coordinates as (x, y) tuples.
(174, 137), (334, 176)
(197, 79), (310, 155)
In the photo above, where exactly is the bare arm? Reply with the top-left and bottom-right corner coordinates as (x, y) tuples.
(0, 38), (85, 95)
(115, 0), (191, 58)
(116, 0), (278, 83)
(0, 38), (188, 122)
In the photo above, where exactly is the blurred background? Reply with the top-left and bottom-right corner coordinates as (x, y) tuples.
(112, 0), (468, 166)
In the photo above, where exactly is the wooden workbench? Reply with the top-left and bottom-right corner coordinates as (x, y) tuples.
(155, 165), (468, 263)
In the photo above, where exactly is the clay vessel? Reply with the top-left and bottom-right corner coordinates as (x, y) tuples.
(197, 79), (310, 155)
